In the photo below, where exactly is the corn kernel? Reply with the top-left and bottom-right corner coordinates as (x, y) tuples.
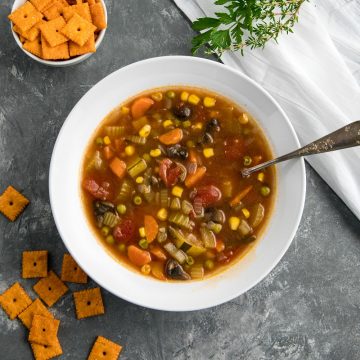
(181, 91), (189, 101)
(150, 148), (161, 157)
(163, 119), (173, 128)
(103, 136), (111, 145)
(135, 176), (144, 184)
(182, 120), (191, 128)
(203, 96), (216, 108)
(141, 264), (151, 275)
(157, 208), (168, 221)
(151, 92), (163, 102)
(188, 94), (200, 105)
(257, 172), (265, 182)
(139, 227), (146, 238)
(242, 208), (250, 219)
(203, 148), (214, 158)
(229, 216), (240, 230)
(193, 122), (203, 130)
(166, 90), (176, 99)
(172, 186), (184, 198)
(139, 124), (151, 138)
(125, 145), (135, 156)
(239, 113), (249, 124)
(121, 106), (130, 115)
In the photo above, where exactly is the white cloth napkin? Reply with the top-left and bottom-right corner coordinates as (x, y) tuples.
(174, 0), (360, 220)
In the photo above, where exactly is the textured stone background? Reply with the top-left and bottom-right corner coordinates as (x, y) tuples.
(1, 0), (360, 359)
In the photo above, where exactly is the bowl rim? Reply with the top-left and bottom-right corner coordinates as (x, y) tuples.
(49, 55), (306, 311)
(10, 0), (108, 67)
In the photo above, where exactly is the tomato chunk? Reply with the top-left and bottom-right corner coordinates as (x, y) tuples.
(113, 219), (135, 243)
(83, 179), (110, 200)
(193, 185), (222, 207)
(224, 138), (245, 160)
(159, 158), (183, 187)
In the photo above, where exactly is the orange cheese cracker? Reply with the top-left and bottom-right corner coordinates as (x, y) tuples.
(33, 270), (68, 307)
(89, 2), (106, 30)
(43, 0), (70, 20)
(69, 34), (95, 57)
(0, 186), (29, 221)
(41, 34), (70, 60)
(60, 13), (96, 46)
(19, 298), (53, 329)
(0, 282), (32, 320)
(88, 336), (123, 360)
(23, 37), (43, 57)
(23, 250), (48, 278)
(39, 16), (68, 47)
(8, 2), (43, 32)
(14, 19), (44, 41)
(73, 287), (104, 319)
(63, 2), (92, 22)
(61, 253), (88, 284)
(29, 314), (60, 346)
(31, 337), (63, 360)
(30, 0), (54, 12)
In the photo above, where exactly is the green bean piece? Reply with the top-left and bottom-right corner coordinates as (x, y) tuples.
(133, 195), (142, 205)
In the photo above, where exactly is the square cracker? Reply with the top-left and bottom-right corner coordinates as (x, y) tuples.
(0, 186), (29, 222)
(63, 3), (92, 22)
(89, 2), (106, 30)
(14, 19), (44, 41)
(23, 37), (43, 57)
(88, 336), (123, 360)
(0, 282), (32, 320)
(8, 2), (43, 32)
(39, 16), (68, 47)
(69, 34), (95, 57)
(19, 298), (53, 329)
(29, 314), (60, 346)
(43, 0), (69, 20)
(73, 288), (104, 319)
(61, 253), (88, 283)
(41, 34), (70, 60)
(23, 250), (48, 279)
(61, 13), (96, 46)
(30, 0), (53, 11)
(33, 270), (68, 307)
(31, 337), (63, 360)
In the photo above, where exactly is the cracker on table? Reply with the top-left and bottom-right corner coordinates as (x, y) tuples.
(43, 0), (69, 20)
(61, 253), (88, 284)
(0, 282), (32, 320)
(23, 250), (48, 279)
(60, 13), (96, 46)
(63, 3), (92, 22)
(19, 298), (53, 329)
(41, 34), (70, 60)
(31, 337), (63, 360)
(0, 186), (30, 222)
(88, 336), (123, 360)
(89, 2), (106, 30)
(73, 288), (104, 319)
(23, 37), (43, 57)
(28, 314), (60, 346)
(8, 2), (43, 32)
(30, 0), (53, 12)
(69, 33), (95, 57)
(39, 16), (68, 47)
(33, 270), (68, 307)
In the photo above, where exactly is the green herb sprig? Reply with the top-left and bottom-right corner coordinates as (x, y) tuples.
(191, 0), (307, 56)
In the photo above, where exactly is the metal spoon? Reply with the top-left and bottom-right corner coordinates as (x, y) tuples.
(241, 121), (360, 178)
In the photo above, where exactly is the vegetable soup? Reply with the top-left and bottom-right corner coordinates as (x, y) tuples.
(81, 87), (275, 281)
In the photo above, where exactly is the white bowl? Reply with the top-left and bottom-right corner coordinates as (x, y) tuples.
(49, 56), (306, 311)
(11, 0), (107, 67)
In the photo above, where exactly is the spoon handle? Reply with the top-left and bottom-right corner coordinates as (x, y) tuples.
(242, 121), (360, 177)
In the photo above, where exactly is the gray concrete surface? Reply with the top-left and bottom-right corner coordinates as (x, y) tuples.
(1, 0), (360, 359)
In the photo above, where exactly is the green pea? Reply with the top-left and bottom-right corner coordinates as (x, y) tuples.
(204, 259), (215, 270)
(117, 204), (127, 215)
(139, 238), (148, 249)
(260, 186), (271, 197)
(95, 137), (103, 146)
(118, 243), (126, 252)
(101, 226), (110, 236)
(106, 235), (115, 244)
(243, 156), (252, 166)
(133, 195), (142, 205)
(166, 90), (176, 99)
(186, 256), (195, 266)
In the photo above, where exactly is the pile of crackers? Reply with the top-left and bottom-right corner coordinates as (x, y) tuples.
(8, 0), (107, 61)
(0, 251), (122, 359)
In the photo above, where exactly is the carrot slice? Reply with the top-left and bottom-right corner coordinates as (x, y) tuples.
(185, 166), (207, 188)
(229, 185), (253, 207)
(103, 146), (114, 160)
(109, 157), (126, 179)
(127, 245), (151, 267)
(151, 261), (166, 281)
(150, 246), (167, 261)
(131, 97), (154, 119)
(158, 128), (183, 145)
(144, 215), (158, 243)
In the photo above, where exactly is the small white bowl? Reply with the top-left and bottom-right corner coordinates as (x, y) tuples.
(11, 0), (107, 67)
(50, 56), (306, 311)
